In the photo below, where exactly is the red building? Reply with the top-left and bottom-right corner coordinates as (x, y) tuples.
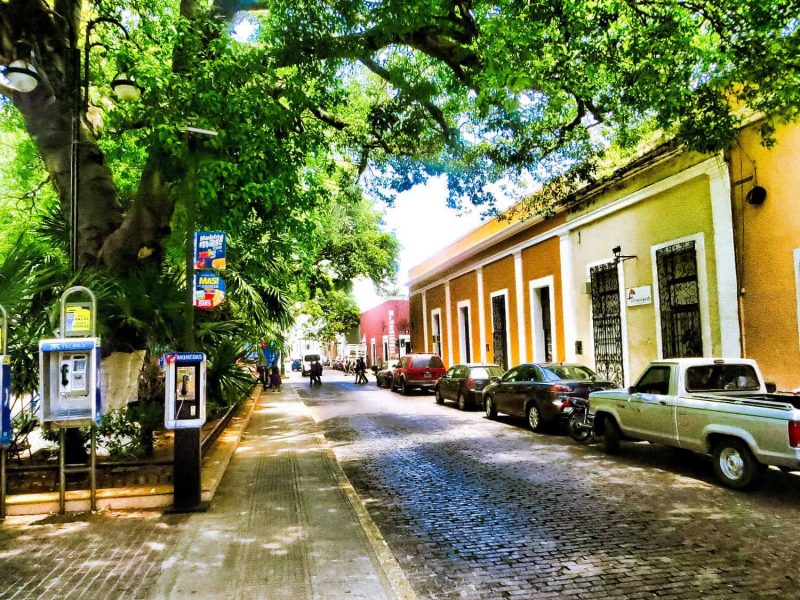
(360, 299), (411, 367)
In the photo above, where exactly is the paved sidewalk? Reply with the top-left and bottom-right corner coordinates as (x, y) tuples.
(0, 387), (411, 599)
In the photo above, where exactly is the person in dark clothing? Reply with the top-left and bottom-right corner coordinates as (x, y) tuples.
(355, 357), (368, 384)
(270, 366), (282, 392)
(310, 360), (323, 386)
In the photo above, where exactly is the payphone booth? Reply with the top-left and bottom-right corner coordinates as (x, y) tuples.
(38, 287), (101, 513)
(163, 352), (207, 512)
(164, 352), (207, 429)
(0, 305), (10, 518)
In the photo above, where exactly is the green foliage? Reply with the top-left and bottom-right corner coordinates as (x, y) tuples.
(98, 409), (147, 459)
(204, 339), (257, 415)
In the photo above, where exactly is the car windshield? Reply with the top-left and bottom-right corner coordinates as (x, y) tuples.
(686, 364), (761, 392)
(470, 366), (504, 379)
(304, 354), (320, 362)
(412, 355), (444, 368)
(540, 365), (599, 382)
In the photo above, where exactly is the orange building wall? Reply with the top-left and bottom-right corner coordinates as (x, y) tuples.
(409, 293), (425, 354)
(481, 255), (519, 367)
(448, 271), (481, 363)
(520, 237), (564, 362)
(730, 122), (800, 390)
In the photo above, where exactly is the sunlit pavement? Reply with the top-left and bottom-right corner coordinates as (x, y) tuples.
(0, 384), (400, 600)
(297, 369), (800, 599)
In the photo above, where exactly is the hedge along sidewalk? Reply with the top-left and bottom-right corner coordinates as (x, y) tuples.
(3, 391), (258, 516)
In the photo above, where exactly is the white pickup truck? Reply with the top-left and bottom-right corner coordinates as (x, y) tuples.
(589, 358), (800, 490)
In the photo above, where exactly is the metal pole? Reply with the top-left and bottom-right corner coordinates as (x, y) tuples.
(58, 428), (66, 515)
(184, 138), (196, 353)
(90, 425), (96, 511)
(1, 448), (6, 520)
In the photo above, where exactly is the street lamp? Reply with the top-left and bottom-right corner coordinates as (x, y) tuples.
(1, 16), (142, 272)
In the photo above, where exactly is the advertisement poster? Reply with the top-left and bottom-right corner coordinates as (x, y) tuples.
(64, 304), (93, 336)
(194, 231), (227, 270)
(193, 272), (227, 309)
(626, 285), (653, 307)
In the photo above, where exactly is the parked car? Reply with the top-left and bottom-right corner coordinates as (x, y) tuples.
(291, 359), (302, 371)
(483, 363), (615, 431)
(589, 358), (797, 490)
(391, 354), (446, 395)
(301, 353), (321, 376)
(435, 363), (505, 410)
(375, 360), (400, 388)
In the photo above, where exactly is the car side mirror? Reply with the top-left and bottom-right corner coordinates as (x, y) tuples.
(628, 385), (637, 395)
(766, 382), (777, 393)
(490, 376), (500, 383)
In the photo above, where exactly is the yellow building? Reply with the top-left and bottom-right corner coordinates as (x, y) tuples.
(408, 122), (800, 390)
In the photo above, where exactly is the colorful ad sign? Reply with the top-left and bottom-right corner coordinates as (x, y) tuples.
(194, 231), (227, 270)
(64, 303), (93, 337)
(194, 272), (227, 309)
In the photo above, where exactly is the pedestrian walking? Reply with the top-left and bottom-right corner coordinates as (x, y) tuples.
(311, 360), (323, 386)
(270, 366), (282, 392)
(355, 357), (368, 384)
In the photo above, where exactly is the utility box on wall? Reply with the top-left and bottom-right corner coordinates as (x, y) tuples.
(38, 337), (102, 429)
(163, 352), (207, 430)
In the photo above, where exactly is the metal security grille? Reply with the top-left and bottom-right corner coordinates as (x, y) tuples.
(656, 240), (702, 358)
(491, 295), (508, 370)
(590, 262), (624, 386)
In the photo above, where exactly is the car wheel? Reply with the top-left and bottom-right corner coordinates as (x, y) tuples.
(435, 388), (445, 404)
(457, 391), (468, 411)
(599, 415), (622, 454)
(485, 395), (497, 419)
(526, 404), (542, 431)
(400, 379), (408, 396)
(712, 438), (766, 490)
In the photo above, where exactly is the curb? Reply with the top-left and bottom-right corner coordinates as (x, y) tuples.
(288, 385), (418, 600)
(3, 391), (258, 516)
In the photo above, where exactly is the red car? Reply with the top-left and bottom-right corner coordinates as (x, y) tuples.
(391, 354), (446, 395)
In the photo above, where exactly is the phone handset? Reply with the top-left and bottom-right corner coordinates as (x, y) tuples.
(181, 374), (190, 396)
(61, 363), (70, 387)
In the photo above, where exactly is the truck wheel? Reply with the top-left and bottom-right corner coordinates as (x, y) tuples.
(526, 404), (542, 432)
(485, 396), (498, 420)
(599, 416), (622, 454)
(435, 388), (445, 404)
(400, 379), (409, 395)
(712, 438), (766, 491)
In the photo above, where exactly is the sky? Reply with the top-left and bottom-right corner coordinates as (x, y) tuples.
(353, 176), (517, 311)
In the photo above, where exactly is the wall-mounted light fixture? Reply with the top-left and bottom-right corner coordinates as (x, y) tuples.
(612, 246), (637, 264)
(745, 185), (767, 205)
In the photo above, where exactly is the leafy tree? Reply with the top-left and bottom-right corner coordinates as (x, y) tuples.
(0, 0), (796, 340)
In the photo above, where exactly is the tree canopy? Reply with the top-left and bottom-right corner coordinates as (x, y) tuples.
(0, 0), (797, 348)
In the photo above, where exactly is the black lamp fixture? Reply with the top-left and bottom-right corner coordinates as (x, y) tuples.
(745, 185), (767, 206)
(612, 245), (637, 264)
(3, 40), (40, 93)
(110, 68), (141, 102)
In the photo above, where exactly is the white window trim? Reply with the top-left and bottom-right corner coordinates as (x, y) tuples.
(529, 275), (558, 363)
(650, 233), (712, 359)
(370, 338), (376, 365)
(457, 300), (472, 363)
(585, 258), (630, 386)
(445, 281), (454, 366)
(514, 252), (527, 363)
(430, 307), (443, 357)
(489, 289), (512, 368)
(794, 248), (800, 351)
(422, 292), (429, 352)
(477, 268), (487, 362)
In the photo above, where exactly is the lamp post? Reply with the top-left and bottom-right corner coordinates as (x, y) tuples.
(2, 16), (141, 272)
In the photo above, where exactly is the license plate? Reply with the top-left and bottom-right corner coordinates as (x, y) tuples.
(424, 372), (431, 378)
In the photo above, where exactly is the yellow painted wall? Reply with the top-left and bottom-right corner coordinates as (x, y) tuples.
(448, 272), (481, 363)
(482, 255), (519, 367)
(730, 122), (800, 390)
(521, 237), (564, 361)
(569, 174), (720, 383)
(409, 293), (424, 354)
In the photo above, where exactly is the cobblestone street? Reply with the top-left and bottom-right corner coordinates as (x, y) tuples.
(298, 371), (800, 600)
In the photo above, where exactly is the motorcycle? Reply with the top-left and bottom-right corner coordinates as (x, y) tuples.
(566, 396), (595, 443)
